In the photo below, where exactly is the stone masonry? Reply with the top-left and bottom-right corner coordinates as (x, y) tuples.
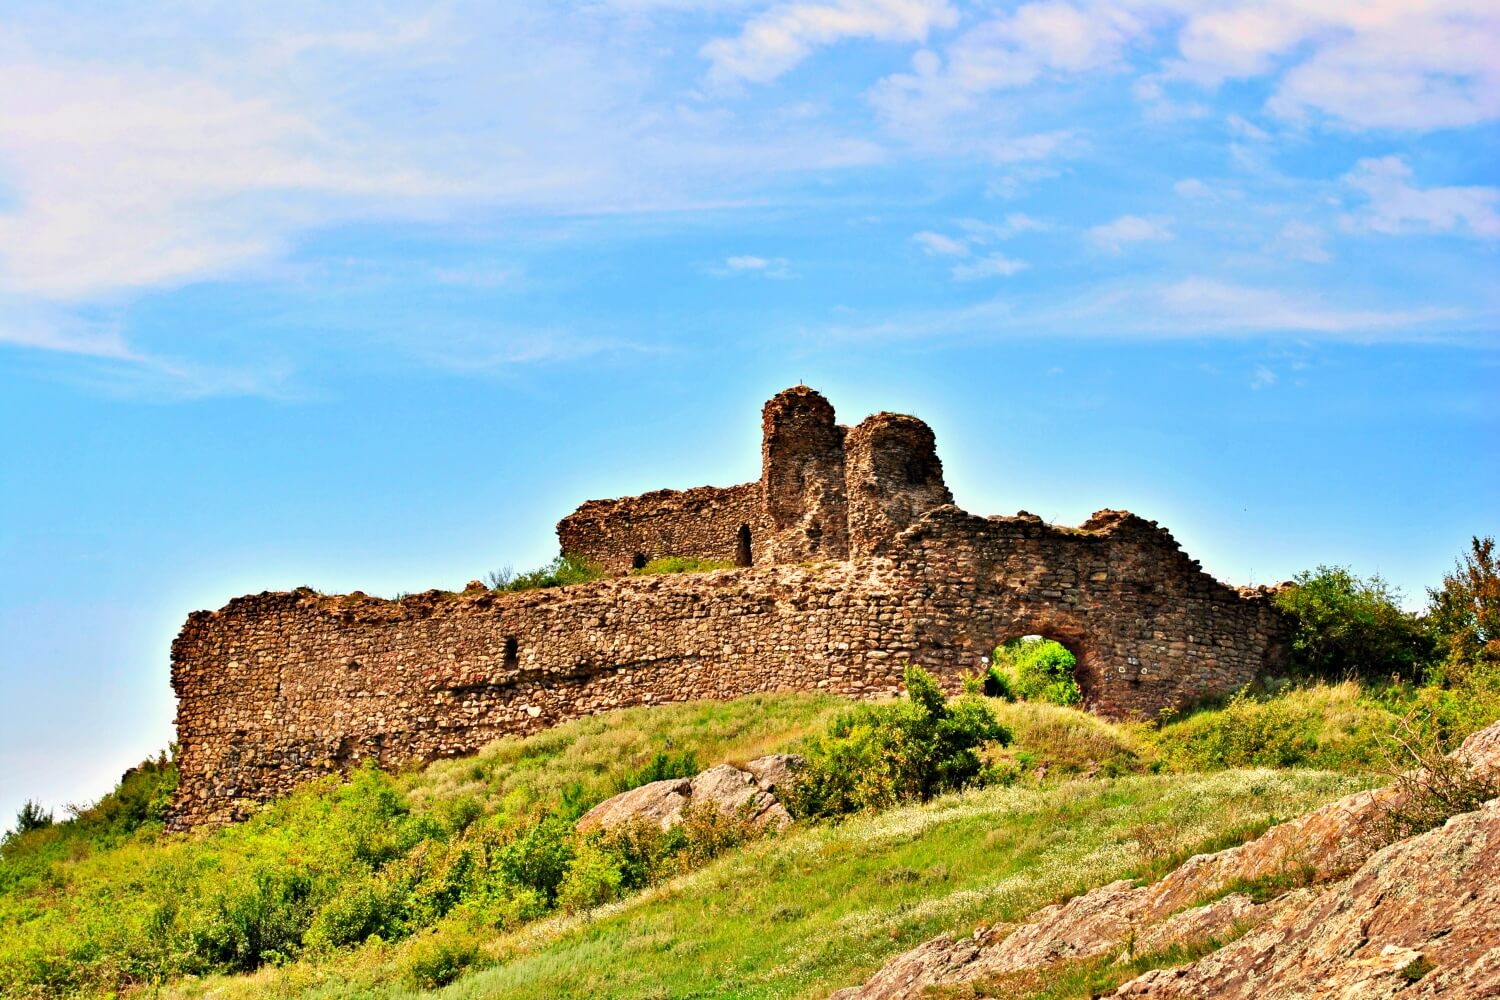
(168, 386), (1288, 828)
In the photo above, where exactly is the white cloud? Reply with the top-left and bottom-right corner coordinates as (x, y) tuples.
(1340, 157), (1500, 239)
(0, 310), (138, 360)
(1151, 277), (1459, 335)
(1272, 220), (1332, 262)
(915, 213), (1045, 268)
(701, 0), (956, 85)
(1275, 221), (1332, 263)
(1168, 1), (1500, 131)
(1087, 214), (1173, 253)
(0, 60), (453, 300)
(1250, 364), (1277, 390)
(870, 4), (1145, 132)
(951, 253), (1028, 280)
(913, 231), (969, 256)
(1174, 178), (1210, 199)
(718, 254), (793, 277)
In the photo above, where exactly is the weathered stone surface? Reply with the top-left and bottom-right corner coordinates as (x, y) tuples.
(575, 758), (795, 834)
(743, 753), (804, 796)
(831, 720), (1500, 999)
(576, 778), (691, 833)
(1110, 799), (1500, 998)
(168, 386), (1290, 829)
(689, 763), (790, 828)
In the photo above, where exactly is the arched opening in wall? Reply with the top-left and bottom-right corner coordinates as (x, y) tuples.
(631, 552), (647, 571)
(985, 634), (1092, 709)
(735, 524), (752, 567)
(503, 636), (519, 668)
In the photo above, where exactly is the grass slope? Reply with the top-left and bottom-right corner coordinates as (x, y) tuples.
(3, 679), (1469, 999)
(170, 769), (1367, 1000)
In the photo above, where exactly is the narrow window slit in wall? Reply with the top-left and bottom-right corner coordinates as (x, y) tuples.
(736, 524), (752, 567)
(503, 636), (519, 668)
(631, 552), (647, 570)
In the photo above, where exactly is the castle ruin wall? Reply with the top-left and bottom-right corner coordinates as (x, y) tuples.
(169, 504), (1284, 828)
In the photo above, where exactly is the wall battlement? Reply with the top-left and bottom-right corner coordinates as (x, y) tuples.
(168, 387), (1287, 829)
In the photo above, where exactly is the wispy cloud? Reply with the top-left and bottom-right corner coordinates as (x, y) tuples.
(1087, 214), (1174, 254)
(913, 231), (969, 256)
(702, 0), (956, 85)
(950, 253), (1028, 280)
(1340, 157), (1500, 239)
(713, 255), (794, 278)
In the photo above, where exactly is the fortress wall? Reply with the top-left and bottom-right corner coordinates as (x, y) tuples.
(889, 506), (1285, 719)
(168, 564), (915, 828)
(556, 483), (766, 572)
(169, 504), (1287, 828)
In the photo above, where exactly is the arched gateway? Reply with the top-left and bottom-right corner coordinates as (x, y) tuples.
(168, 387), (1288, 828)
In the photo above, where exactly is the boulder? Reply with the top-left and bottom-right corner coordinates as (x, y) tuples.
(575, 754), (804, 834)
(576, 777), (690, 833)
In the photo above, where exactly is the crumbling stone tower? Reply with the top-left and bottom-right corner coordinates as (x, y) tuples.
(168, 386), (1287, 829)
(557, 386), (955, 570)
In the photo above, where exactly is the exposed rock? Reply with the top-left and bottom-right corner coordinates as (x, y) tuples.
(832, 719), (1500, 999)
(743, 753), (804, 795)
(1110, 799), (1500, 998)
(576, 754), (803, 834)
(576, 778), (691, 833)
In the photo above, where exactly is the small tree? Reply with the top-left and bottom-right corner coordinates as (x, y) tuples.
(13, 799), (53, 836)
(1426, 536), (1500, 681)
(1274, 566), (1434, 682)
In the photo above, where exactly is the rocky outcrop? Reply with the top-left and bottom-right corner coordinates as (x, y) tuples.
(1110, 799), (1500, 998)
(831, 719), (1500, 999)
(576, 755), (801, 834)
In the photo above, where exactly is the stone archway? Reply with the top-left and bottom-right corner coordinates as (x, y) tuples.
(984, 626), (1098, 711)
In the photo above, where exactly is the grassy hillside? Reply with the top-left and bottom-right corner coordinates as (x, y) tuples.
(170, 768), (1368, 1000)
(1, 679), (1489, 999)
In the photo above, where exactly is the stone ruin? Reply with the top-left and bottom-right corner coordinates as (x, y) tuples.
(168, 386), (1288, 828)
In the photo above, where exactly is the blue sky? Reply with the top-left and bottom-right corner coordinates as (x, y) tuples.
(1, 0), (1497, 826)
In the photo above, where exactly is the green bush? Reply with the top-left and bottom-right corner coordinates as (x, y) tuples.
(1274, 566), (1435, 682)
(401, 932), (481, 990)
(496, 816), (576, 904)
(991, 638), (1081, 706)
(1426, 536), (1499, 682)
(492, 553), (606, 592)
(556, 842), (624, 914)
(191, 865), (319, 972)
(787, 666), (1010, 818)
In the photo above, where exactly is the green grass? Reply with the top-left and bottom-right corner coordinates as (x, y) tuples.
(5, 676), (1492, 1000)
(630, 557), (737, 576)
(163, 769), (1367, 1000)
(0, 694), (845, 999)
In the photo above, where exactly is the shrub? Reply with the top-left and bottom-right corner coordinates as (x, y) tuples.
(11, 800), (53, 838)
(1426, 536), (1500, 681)
(556, 842), (624, 914)
(496, 554), (605, 592)
(496, 816), (576, 903)
(1149, 688), (1322, 770)
(670, 802), (761, 869)
(632, 557), (736, 576)
(401, 932), (481, 990)
(1274, 567), (1435, 682)
(787, 666), (1010, 818)
(992, 638), (1081, 706)
(191, 865), (319, 972)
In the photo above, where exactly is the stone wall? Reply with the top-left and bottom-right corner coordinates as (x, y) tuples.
(556, 483), (766, 572)
(168, 500), (1287, 829)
